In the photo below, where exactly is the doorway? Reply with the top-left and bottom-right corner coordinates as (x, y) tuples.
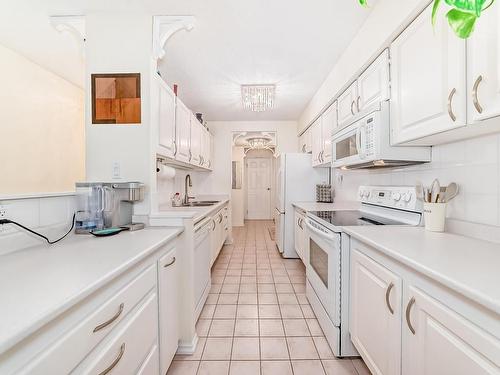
(245, 155), (273, 220)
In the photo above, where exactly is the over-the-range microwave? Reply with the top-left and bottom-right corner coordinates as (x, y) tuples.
(332, 102), (431, 169)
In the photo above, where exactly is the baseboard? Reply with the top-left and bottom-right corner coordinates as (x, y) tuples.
(177, 334), (199, 355)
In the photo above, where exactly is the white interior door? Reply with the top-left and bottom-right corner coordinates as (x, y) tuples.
(246, 158), (272, 220)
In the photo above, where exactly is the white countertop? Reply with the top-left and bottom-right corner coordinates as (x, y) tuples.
(292, 201), (360, 212)
(343, 226), (500, 315)
(154, 196), (230, 222)
(0, 227), (182, 354)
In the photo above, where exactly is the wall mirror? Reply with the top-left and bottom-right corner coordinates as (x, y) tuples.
(91, 73), (141, 124)
(0, 14), (85, 197)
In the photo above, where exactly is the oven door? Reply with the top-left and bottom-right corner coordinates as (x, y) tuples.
(332, 121), (365, 168)
(305, 218), (341, 326)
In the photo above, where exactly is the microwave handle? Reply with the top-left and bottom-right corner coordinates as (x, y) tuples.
(357, 124), (366, 160)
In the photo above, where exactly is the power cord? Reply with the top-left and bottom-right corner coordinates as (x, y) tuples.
(0, 213), (76, 244)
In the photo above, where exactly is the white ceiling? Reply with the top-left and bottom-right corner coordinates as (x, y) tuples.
(0, 0), (374, 119)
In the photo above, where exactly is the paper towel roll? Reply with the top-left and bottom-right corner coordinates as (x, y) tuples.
(156, 164), (176, 179)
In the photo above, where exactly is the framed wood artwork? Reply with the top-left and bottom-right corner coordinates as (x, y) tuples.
(91, 73), (141, 124)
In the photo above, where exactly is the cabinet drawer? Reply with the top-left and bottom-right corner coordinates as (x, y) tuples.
(72, 292), (158, 374)
(137, 345), (159, 375)
(19, 264), (156, 375)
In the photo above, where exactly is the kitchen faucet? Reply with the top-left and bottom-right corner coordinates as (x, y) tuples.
(184, 174), (195, 205)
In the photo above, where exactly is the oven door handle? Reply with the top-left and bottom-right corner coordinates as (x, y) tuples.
(305, 219), (337, 242)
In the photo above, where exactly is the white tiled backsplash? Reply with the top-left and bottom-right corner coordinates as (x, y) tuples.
(334, 133), (500, 229)
(0, 195), (76, 254)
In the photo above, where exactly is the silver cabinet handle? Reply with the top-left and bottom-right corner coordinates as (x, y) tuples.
(302, 144), (306, 153)
(93, 303), (124, 332)
(211, 219), (216, 231)
(218, 214), (223, 224)
(163, 257), (176, 268)
(405, 297), (416, 335)
(447, 88), (457, 122)
(188, 149), (192, 162)
(356, 96), (361, 112)
(98, 343), (125, 375)
(208, 160), (211, 168)
(173, 141), (177, 156)
(350, 100), (355, 115)
(385, 282), (394, 315)
(472, 75), (483, 114)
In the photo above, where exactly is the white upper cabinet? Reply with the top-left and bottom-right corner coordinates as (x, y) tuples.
(467, 1), (500, 123)
(175, 99), (192, 163)
(390, 4), (466, 145)
(337, 82), (358, 129)
(357, 49), (390, 113)
(190, 115), (201, 166)
(154, 76), (176, 158)
(402, 285), (500, 375)
(311, 118), (323, 166)
(321, 101), (337, 164)
(202, 128), (212, 169)
(299, 128), (312, 153)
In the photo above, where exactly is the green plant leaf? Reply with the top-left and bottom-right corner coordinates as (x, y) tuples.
(444, 0), (487, 16)
(358, 0), (368, 7)
(432, 0), (442, 25)
(446, 8), (478, 38)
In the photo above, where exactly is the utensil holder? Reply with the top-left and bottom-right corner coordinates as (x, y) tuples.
(423, 202), (447, 232)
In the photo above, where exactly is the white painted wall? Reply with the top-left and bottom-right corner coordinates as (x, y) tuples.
(204, 121), (297, 193)
(0, 44), (85, 196)
(298, 0), (430, 132)
(231, 147), (246, 226)
(84, 13), (155, 216)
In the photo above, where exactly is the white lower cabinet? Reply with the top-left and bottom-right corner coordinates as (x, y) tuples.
(402, 286), (500, 375)
(350, 239), (500, 375)
(73, 292), (158, 374)
(158, 248), (178, 375)
(4, 242), (180, 375)
(294, 209), (306, 262)
(211, 205), (229, 265)
(350, 249), (401, 375)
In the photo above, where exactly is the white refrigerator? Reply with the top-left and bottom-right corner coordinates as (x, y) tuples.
(275, 153), (329, 258)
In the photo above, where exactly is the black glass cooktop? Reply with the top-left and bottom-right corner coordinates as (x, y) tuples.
(310, 210), (404, 226)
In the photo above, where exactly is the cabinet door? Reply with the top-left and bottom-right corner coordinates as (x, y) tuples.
(350, 248), (402, 375)
(294, 211), (302, 259)
(190, 116), (201, 166)
(321, 102), (337, 163)
(467, 1), (500, 123)
(337, 82), (358, 129)
(157, 77), (176, 158)
(175, 99), (191, 163)
(158, 248), (178, 375)
(357, 49), (390, 113)
(201, 128), (211, 169)
(403, 285), (500, 375)
(390, 4), (466, 145)
(311, 119), (323, 166)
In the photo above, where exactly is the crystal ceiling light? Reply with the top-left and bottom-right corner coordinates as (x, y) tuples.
(241, 85), (275, 112)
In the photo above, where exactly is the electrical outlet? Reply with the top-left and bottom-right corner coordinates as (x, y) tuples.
(0, 207), (6, 218)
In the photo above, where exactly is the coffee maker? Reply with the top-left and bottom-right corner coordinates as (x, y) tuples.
(75, 182), (145, 234)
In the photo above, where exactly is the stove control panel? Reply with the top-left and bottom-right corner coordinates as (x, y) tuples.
(358, 186), (421, 212)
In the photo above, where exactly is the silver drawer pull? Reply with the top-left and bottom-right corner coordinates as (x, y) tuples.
(472, 75), (483, 114)
(406, 297), (416, 335)
(447, 88), (457, 122)
(164, 257), (176, 268)
(356, 95), (361, 112)
(98, 343), (125, 375)
(350, 100), (355, 115)
(385, 282), (394, 314)
(93, 303), (124, 333)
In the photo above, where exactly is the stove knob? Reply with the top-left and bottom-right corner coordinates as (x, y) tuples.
(364, 190), (371, 198)
(359, 190), (364, 198)
(403, 192), (412, 202)
(392, 192), (401, 201)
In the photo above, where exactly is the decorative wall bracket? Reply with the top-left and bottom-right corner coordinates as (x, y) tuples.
(49, 15), (86, 58)
(153, 15), (196, 61)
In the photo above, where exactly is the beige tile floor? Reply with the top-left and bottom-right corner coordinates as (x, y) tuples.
(167, 220), (371, 375)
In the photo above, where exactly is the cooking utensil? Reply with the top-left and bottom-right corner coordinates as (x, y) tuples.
(416, 182), (425, 201)
(444, 182), (459, 202)
(430, 179), (440, 203)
